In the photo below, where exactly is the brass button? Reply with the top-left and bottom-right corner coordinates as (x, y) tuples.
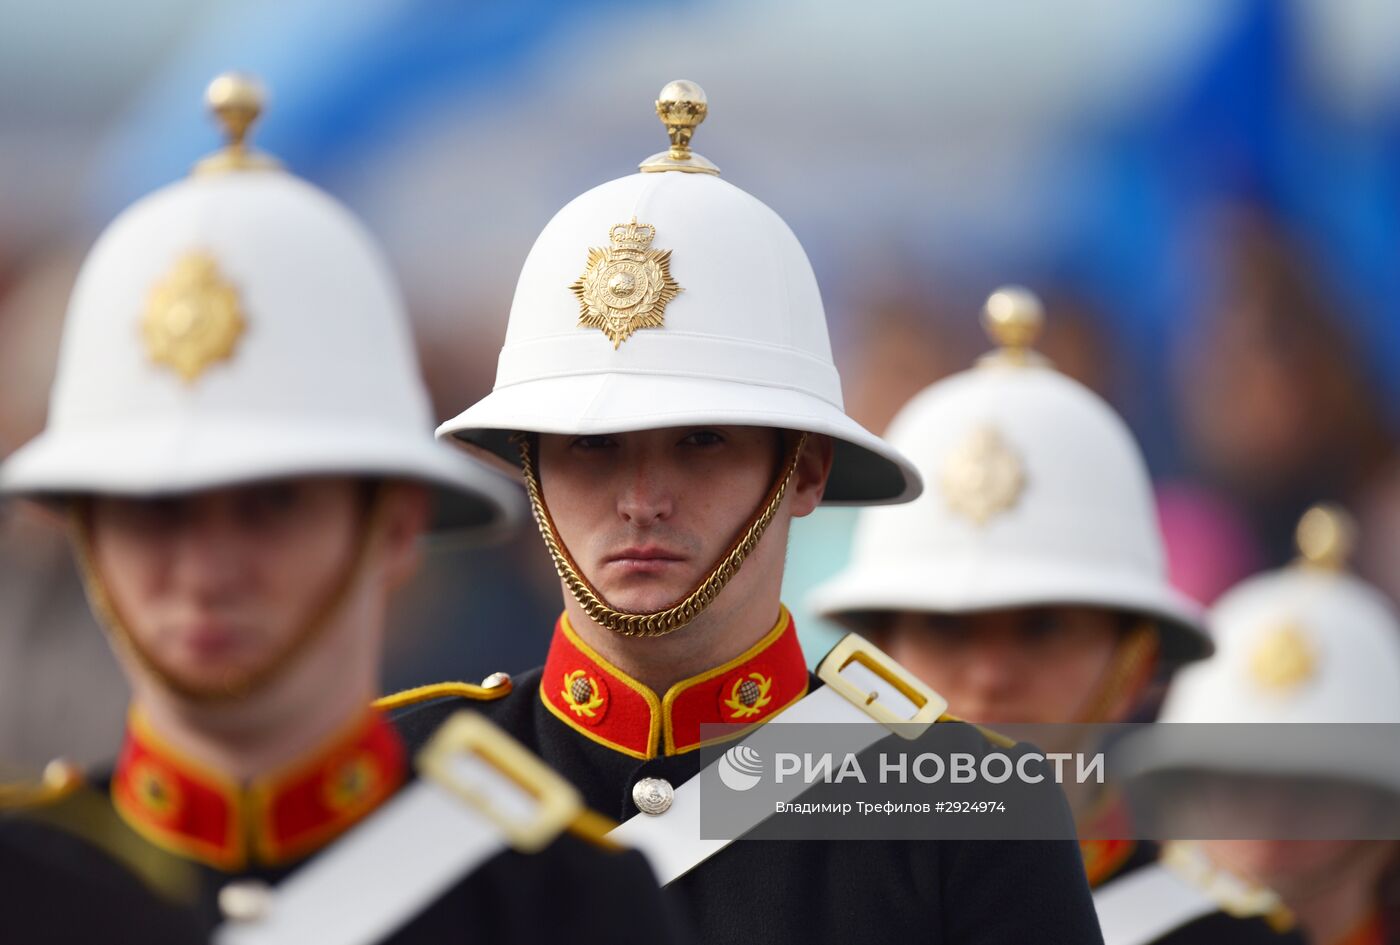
(481, 671), (512, 689)
(42, 758), (80, 790)
(632, 777), (674, 816)
(219, 879), (273, 922)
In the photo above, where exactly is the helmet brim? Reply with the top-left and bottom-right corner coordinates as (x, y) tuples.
(436, 371), (923, 506)
(808, 553), (1211, 664)
(1, 418), (523, 540)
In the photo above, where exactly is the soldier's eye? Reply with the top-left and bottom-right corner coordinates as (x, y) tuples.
(572, 435), (617, 450)
(1019, 610), (1064, 641)
(238, 482), (303, 522)
(922, 616), (973, 646)
(116, 497), (185, 531)
(681, 429), (724, 447)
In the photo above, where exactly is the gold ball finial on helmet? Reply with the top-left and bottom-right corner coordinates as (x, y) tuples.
(1296, 504), (1356, 571)
(194, 72), (281, 175)
(640, 79), (720, 176)
(979, 286), (1048, 367)
(206, 73), (265, 146)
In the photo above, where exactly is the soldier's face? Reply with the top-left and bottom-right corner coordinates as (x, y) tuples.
(86, 478), (392, 697)
(1193, 777), (1397, 899)
(536, 426), (810, 616)
(872, 607), (1129, 724)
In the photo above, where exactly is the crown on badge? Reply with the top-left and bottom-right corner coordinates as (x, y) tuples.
(570, 217), (681, 348)
(608, 220), (657, 252)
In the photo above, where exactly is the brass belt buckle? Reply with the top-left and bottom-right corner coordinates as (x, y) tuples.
(817, 634), (948, 740)
(418, 711), (582, 852)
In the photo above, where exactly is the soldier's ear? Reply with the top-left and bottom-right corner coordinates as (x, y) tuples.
(378, 482), (430, 589)
(788, 434), (834, 519)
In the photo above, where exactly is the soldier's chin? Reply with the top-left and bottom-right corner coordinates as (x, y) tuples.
(146, 652), (270, 703)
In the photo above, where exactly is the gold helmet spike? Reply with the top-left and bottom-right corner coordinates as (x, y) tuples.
(978, 285), (1049, 367)
(639, 79), (720, 176)
(1295, 504), (1357, 571)
(194, 72), (281, 175)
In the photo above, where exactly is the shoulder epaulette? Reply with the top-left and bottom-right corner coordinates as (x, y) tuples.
(937, 712), (1018, 750)
(0, 759), (83, 811)
(374, 674), (513, 712)
(15, 774), (200, 903)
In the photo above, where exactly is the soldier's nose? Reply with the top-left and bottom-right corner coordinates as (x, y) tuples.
(617, 471), (674, 525)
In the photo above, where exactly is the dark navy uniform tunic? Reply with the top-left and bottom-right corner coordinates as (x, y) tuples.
(0, 706), (685, 944)
(396, 611), (1106, 945)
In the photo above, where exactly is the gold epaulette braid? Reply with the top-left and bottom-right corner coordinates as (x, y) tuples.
(514, 432), (808, 639)
(937, 712), (1017, 750)
(0, 760), (83, 810)
(374, 680), (513, 712)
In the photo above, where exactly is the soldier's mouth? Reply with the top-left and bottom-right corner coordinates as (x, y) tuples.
(604, 546), (687, 575)
(173, 622), (246, 661)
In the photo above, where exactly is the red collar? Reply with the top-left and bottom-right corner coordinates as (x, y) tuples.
(540, 606), (809, 758)
(112, 707), (405, 871)
(1079, 792), (1137, 888)
(1079, 838), (1138, 889)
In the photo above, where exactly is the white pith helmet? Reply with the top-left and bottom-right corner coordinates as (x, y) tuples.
(0, 73), (520, 535)
(1138, 506), (1400, 790)
(807, 287), (1209, 664)
(435, 80), (920, 506)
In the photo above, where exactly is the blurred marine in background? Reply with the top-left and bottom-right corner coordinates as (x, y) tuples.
(1136, 506), (1400, 945)
(391, 80), (1104, 945)
(809, 288), (1304, 944)
(0, 73), (684, 945)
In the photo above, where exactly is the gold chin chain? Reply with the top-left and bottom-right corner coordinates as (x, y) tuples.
(1076, 622), (1159, 723)
(516, 431), (809, 639)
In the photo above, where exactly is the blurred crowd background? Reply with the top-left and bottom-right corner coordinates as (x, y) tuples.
(1, 0), (1397, 767)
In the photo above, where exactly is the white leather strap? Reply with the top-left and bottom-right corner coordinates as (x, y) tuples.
(1093, 863), (1219, 945)
(609, 635), (946, 885)
(214, 777), (513, 945)
(216, 711), (582, 945)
